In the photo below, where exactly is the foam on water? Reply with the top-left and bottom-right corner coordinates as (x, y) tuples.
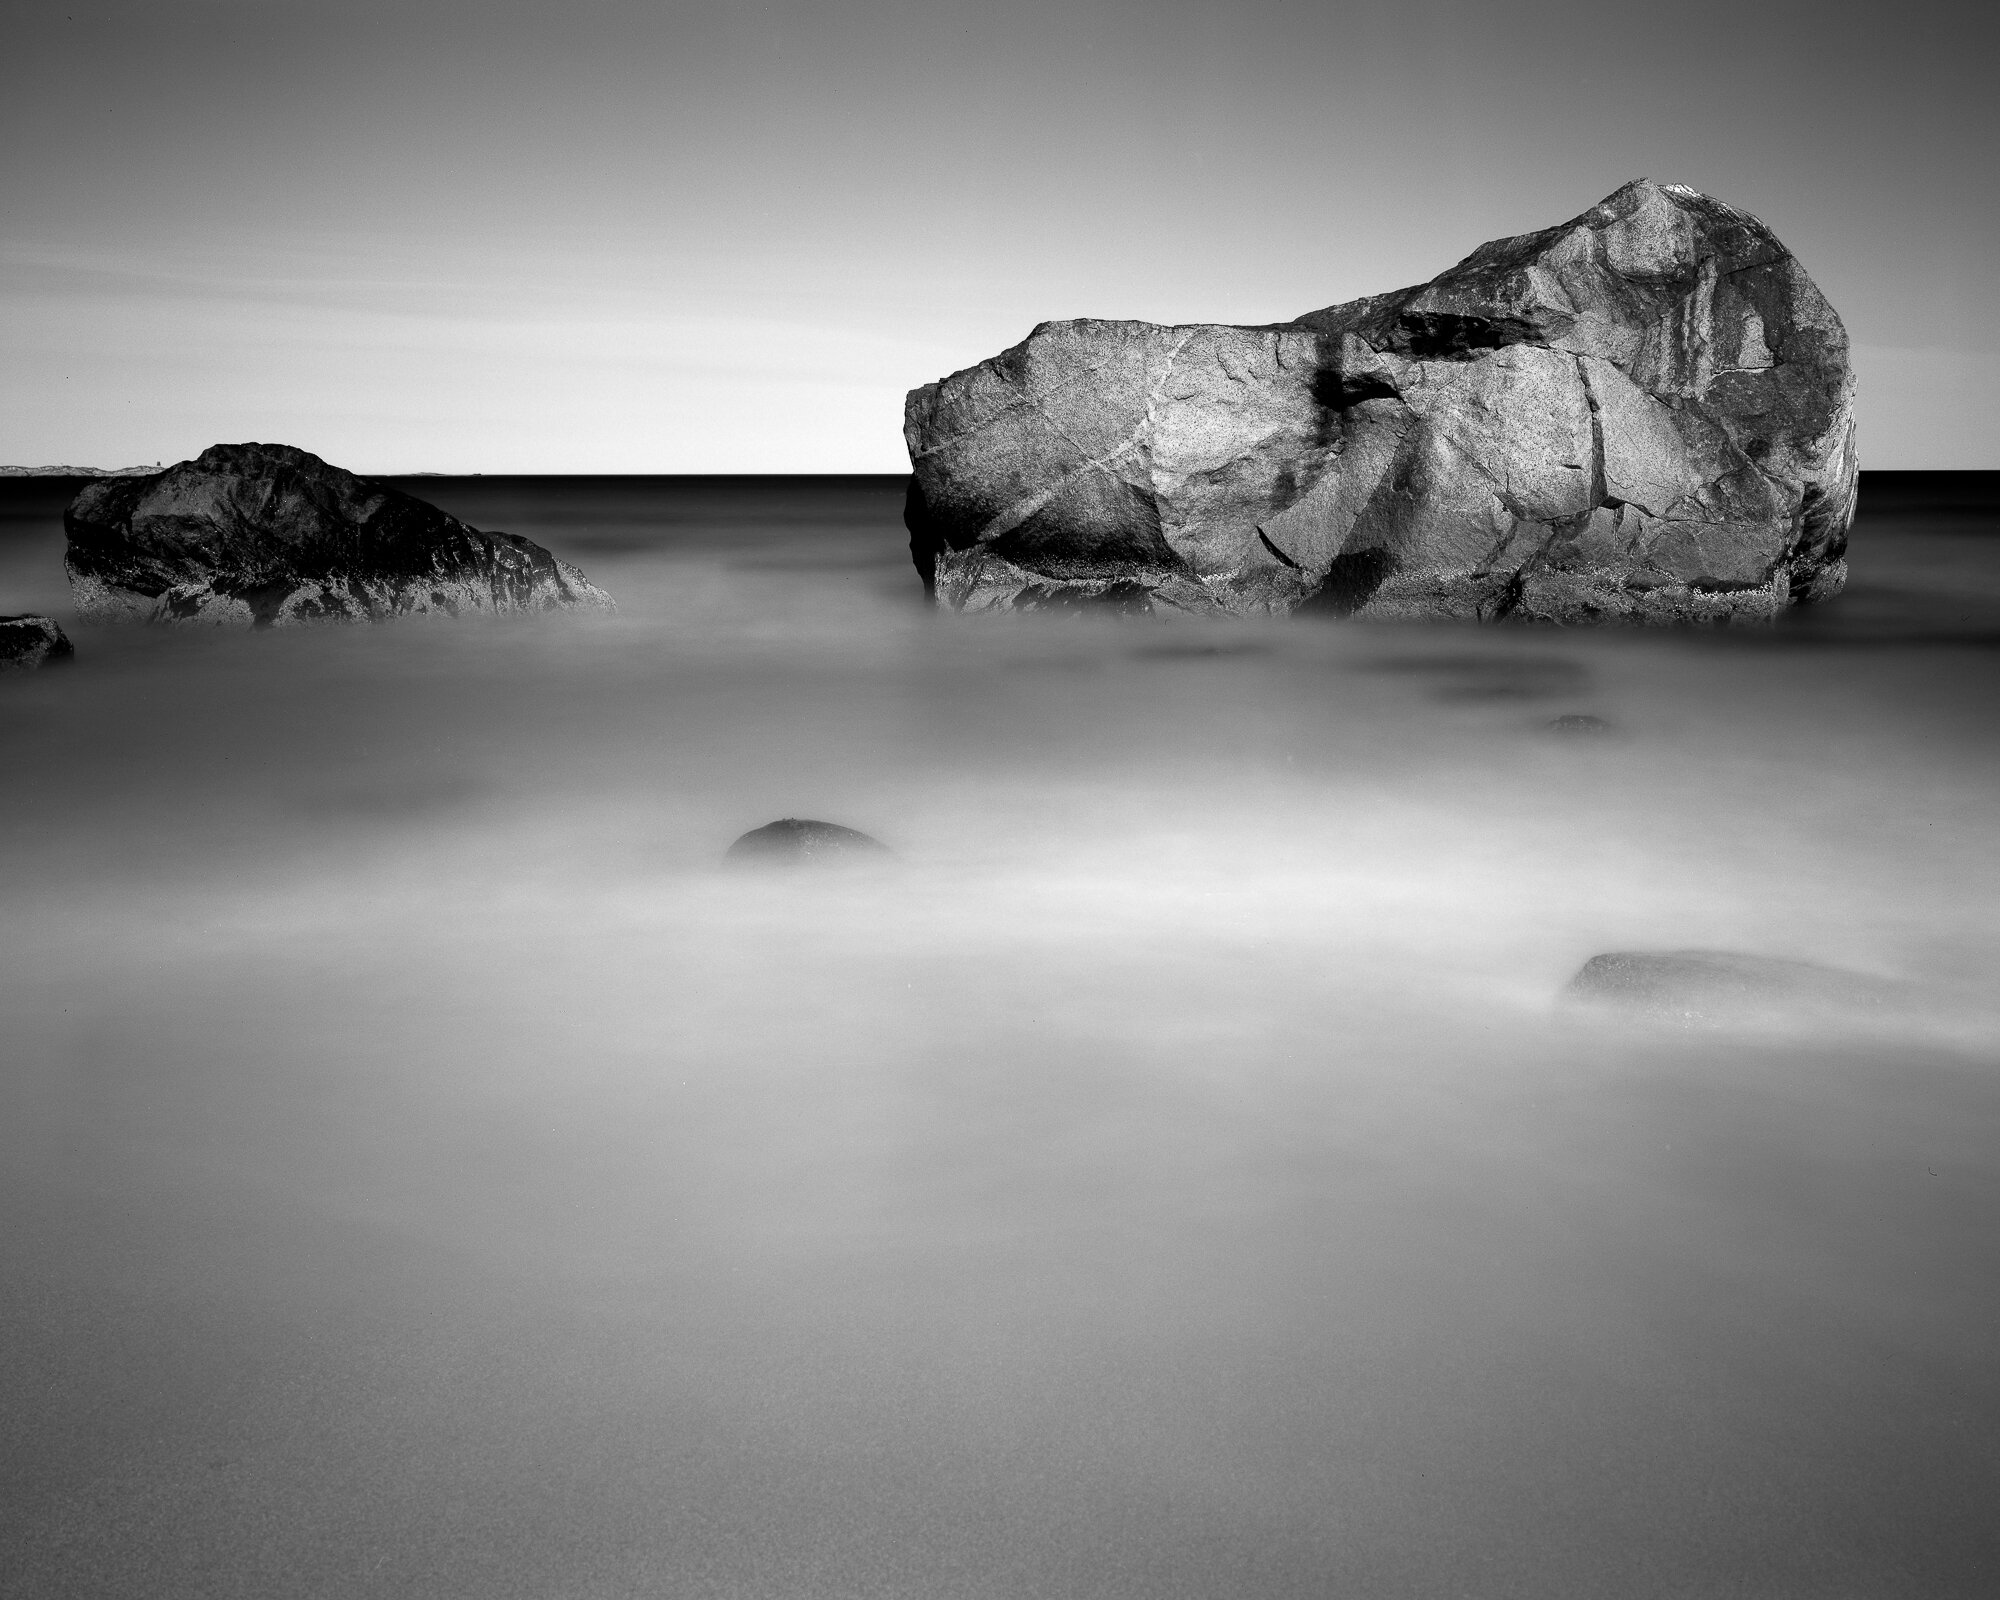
(3, 478), (1998, 1597)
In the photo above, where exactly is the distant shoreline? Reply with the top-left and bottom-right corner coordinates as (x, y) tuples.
(0, 465), (163, 478)
(0, 465), (466, 478)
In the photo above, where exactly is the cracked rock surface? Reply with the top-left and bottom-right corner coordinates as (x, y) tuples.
(65, 442), (614, 627)
(904, 181), (1855, 624)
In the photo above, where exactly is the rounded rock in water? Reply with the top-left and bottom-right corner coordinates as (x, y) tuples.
(1561, 949), (1903, 1029)
(1546, 713), (1614, 736)
(724, 818), (892, 865)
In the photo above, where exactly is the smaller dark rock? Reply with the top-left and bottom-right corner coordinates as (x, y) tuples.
(1546, 713), (1614, 736)
(725, 818), (892, 865)
(64, 441), (612, 627)
(1562, 948), (1904, 1028)
(0, 615), (75, 670)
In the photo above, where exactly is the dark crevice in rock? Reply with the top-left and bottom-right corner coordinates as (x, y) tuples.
(1379, 312), (1544, 361)
(1302, 547), (1395, 616)
(1484, 571), (1529, 622)
(1258, 530), (1302, 569)
(1310, 365), (1400, 411)
(1575, 356), (1609, 509)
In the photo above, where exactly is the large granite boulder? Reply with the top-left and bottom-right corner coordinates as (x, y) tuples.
(0, 615), (74, 669)
(905, 180), (1856, 624)
(65, 443), (612, 626)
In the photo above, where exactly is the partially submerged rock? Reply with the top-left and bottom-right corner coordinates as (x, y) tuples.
(725, 818), (892, 865)
(0, 614), (74, 670)
(1562, 949), (1904, 1028)
(65, 443), (613, 627)
(906, 180), (1855, 624)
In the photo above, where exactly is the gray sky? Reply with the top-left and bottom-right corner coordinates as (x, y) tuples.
(4, 0), (1994, 470)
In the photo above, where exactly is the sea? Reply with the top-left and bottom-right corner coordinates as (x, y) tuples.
(2, 472), (1997, 1598)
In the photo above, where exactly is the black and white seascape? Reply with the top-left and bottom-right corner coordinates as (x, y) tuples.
(5, 3), (1999, 1598)
(5, 467), (1999, 1597)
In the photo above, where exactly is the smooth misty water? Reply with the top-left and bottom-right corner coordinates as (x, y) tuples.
(3, 476), (1998, 1599)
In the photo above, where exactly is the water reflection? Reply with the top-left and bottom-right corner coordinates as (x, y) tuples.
(1, 476), (1997, 1598)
